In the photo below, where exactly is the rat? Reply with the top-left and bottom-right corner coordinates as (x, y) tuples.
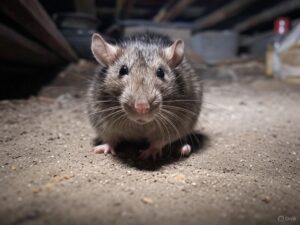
(87, 32), (203, 160)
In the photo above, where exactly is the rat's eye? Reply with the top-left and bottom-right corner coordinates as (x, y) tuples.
(119, 65), (128, 76)
(156, 67), (165, 79)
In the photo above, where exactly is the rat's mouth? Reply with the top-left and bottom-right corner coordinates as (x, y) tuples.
(132, 115), (154, 124)
(136, 119), (147, 124)
(127, 114), (156, 124)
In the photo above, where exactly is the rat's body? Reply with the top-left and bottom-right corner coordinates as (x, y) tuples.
(87, 32), (202, 159)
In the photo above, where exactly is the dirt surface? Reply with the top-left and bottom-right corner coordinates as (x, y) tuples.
(0, 61), (299, 225)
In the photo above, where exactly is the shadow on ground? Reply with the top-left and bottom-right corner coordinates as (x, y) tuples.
(107, 132), (210, 171)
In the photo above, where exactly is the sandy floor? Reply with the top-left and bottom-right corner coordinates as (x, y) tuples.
(0, 62), (299, 225)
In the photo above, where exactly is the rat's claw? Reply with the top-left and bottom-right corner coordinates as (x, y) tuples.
(179, 144), (191, 157)
(93, 144), (116, 155)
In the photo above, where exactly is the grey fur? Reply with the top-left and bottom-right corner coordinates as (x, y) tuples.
(87, 32), (203, 151)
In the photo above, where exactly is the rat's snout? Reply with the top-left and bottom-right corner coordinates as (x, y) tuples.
(121, 84), (162, 124)
(134, 101), (150, 114)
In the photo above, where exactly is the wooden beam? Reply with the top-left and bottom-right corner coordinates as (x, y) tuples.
(182, 7), (205, 19)
(0, 23), (63, 66)
(153, 0), (176, 22)
(234, 0), (300, 32)
(97, 7), (145, 17)
(0, 0), (77, 62)
(123, 0), (136, 19)
(115, 0), (125, 20)
(114, 0), (136, 20)
(97, 6), (204, 18)
(161, 0), (194, 22)
(193, 0), (258, 30)
(74, 0), (96, 16)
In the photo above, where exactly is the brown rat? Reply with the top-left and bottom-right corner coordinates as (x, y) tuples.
(87, 32), (203, 160)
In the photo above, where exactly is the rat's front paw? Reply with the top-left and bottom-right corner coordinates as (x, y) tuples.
(179, 144), (191, 157)
(93, 144), (116, 155)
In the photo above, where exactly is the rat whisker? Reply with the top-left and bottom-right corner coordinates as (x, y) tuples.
(88, 106), (122, 116)
(92, 109), (124, 127)
(156, 114), (172, 156)
(160, 109), (198, 154)
(162, 105), (198, 117)
(153, 117), (165, 149)
(109, 113), (127, 130)
(159, 111), (183, 149)
(92, 100), (120, 103)
(160, 108), (189, 125)
(163, 100), (203, 103)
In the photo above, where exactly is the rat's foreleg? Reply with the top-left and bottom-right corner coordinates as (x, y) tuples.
(93, 139), (117, 155)
(138, 141), (164, 160)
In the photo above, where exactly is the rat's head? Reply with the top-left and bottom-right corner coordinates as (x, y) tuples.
(91, 33), (184, 124)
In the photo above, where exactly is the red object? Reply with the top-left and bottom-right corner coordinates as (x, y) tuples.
(274, 17), (290, 35)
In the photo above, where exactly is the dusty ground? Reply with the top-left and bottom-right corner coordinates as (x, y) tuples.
(0, 61), (299, 225)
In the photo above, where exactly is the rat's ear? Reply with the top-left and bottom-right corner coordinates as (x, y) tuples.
(164, 40), (184, 68)
(91, 33), (121, 66)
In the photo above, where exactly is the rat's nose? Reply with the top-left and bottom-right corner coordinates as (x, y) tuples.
(134, 101), (150, 114)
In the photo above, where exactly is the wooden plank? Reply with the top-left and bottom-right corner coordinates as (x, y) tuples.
(193, 0), (258, 30)
(123, 0), (136, 19)
(97, 6), (204, 18)
(153, 0), (173, 22)
(159, 0), (194, 22)
(114, 0), (136, 20)
(182, 7), (205, 19)
(0, 0), (78, 62)
(97, 7), (144, 16)
(234, 0), (300, 32)
(115, 0), (126, 20)
(0, 23), (63, 66)
(153, 0), (176, 22)
(74, 0), (96, 16)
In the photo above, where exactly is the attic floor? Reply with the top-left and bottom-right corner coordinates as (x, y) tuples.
(0, 61), (299, 225)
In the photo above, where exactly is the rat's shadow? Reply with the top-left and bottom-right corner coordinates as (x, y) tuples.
(98, 132), (209, 171)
